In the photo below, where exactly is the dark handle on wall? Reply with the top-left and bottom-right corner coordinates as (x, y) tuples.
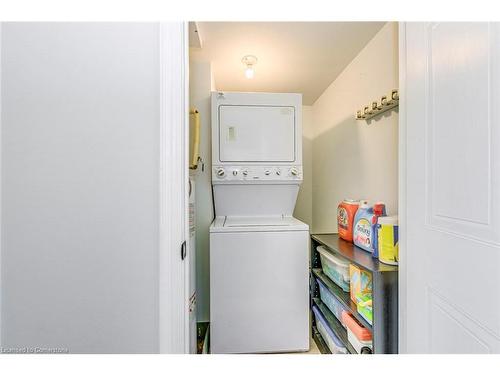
(181, 240), (187, 260)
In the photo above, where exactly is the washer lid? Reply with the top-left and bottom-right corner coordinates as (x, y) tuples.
(210, 216), (309, 233)
(225, 216), (292, 227)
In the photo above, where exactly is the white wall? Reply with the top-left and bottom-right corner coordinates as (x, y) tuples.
(1, 23), (163, 353)
(311, 22), (399, 233)
(189, 59), (214, 323)
(294, 105), (313, 227)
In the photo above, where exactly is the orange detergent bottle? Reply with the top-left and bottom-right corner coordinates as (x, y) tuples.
(337, 199), (360, 242)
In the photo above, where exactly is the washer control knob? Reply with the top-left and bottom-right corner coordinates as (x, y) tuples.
(242, 169), (249, 176)
(232, 170), (238, 176)
(265, 169), (271, 176)
(216, 168), (225, 178)
(290, 167), (299, 176)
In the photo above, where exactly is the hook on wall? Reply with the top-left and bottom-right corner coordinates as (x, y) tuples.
(356, 89), (399, 121)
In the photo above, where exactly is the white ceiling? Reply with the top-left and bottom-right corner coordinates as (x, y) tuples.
(190, 22), (385, 105)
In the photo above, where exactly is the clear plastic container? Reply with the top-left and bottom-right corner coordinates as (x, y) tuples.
(312, 305), (347, 354)
(342, 311), (373, 354)
(316, 276), (347, 326)
(317, 246), (350, 292)
(347, 328), (372, 354)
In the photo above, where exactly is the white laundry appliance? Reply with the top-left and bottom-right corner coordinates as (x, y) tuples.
(209, 92), (309, 354)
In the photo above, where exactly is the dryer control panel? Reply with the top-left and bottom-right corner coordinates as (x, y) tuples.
(212, 165), (302, 183)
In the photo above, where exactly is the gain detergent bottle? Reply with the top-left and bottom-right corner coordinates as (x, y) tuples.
(353, 201), (376, 252)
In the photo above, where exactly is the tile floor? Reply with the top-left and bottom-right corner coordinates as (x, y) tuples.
(304, 338), (321, 354)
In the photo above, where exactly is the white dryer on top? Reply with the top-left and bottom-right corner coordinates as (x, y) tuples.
(211, 91), (303, 217)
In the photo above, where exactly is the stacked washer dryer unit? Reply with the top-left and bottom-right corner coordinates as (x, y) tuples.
(209, 92), (309, 353)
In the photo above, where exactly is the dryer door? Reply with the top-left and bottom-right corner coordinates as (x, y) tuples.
(218, 105), (295, 162)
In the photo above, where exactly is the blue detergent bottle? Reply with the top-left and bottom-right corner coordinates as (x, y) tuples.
(353, 201), (374, 252)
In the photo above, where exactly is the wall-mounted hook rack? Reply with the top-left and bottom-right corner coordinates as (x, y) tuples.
(356, 89), (399, 121)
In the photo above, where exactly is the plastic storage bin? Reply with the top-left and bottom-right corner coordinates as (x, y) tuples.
(342, 311), (372, 354)
(317, 246), (350, 292)
(312, 305), (347, 354)
(316, 276), (347, 326)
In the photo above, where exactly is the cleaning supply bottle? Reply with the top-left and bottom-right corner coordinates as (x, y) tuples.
(377, 216), (399, 265)
(353, 201), (375, 252)
(337, 199), (360, 243)
(371, 202), (387, 258)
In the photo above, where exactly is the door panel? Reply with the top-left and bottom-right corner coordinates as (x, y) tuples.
(403, 22), (500, 353)
(428, 289), (491, 354)
(219, 105), (295, 162)
(426, 23), (500, 243)
(430, 23), (489, 224)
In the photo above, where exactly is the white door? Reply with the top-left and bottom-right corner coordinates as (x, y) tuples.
(0, 22), (189, 353)
(401, 22), (500, 353)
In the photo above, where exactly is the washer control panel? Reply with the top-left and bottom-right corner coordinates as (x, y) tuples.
(212, 165), (302, 182)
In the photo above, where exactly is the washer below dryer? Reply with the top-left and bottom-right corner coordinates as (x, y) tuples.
(209, 215), (310, 354)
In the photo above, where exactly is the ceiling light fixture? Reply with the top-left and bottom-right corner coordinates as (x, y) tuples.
(241, 55), (258, 79)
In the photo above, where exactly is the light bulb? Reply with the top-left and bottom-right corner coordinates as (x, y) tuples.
(245, 66), (254, 79)
(241, 55), (257, 79)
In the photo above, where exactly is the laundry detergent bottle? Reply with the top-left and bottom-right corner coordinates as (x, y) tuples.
(337, 199), (360, 242)
(353, 201), (376, 252)
(371, 202), (387, 258)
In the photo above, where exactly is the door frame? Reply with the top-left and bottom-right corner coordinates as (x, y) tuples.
(158, 21), (190, 353)
(398, 21), (408, 354)
(0, 23), (3, 347)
